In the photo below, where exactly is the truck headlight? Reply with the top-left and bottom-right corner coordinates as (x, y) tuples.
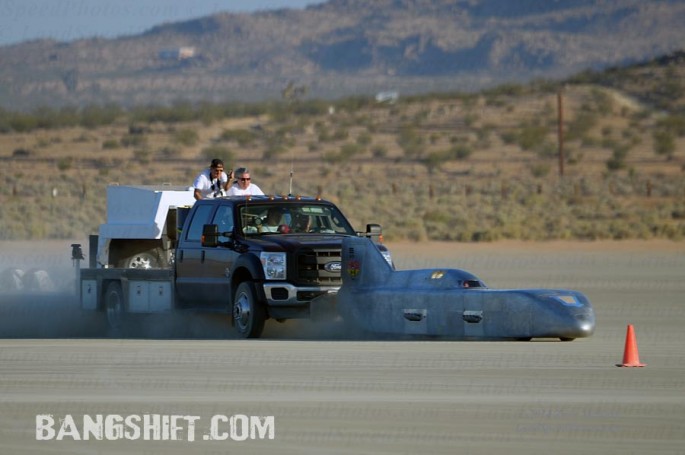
(260, 252), (286, 280)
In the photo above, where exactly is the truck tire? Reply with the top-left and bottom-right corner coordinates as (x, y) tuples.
(105, 281), (127, 337)
(233, 282), (266, 339)
(121, 249), (162, 269)
(110, 240), (167, 269)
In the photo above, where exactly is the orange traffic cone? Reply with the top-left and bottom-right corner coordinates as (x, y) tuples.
(616, 324), (646, 367)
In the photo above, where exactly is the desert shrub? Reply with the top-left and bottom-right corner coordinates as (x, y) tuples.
(133, 149), (151, 164)
(484, 83), (526, 98)
(566, 111), (597, 141)
(131, 101), (196, 124)
(7, 113), (39, 132)
(335, 95), (374, 112)
(536, 140), (557, 159)
(263, 144), (287, 160)
(200, 145), (234, 164)
(449, 144), (472, 160)
(317, 126), (333, 142)
(356, 132), (372, 146)
(102, 139), (119, 149)
(290, 100), (328, 117)
(159, 146), (181, 159)
(120, 134), (147, 148)
(371, 145), (387, 159)
(322, 151), (343, 164)
(80, 104), (122, 128)
(57, 157), (73, 171)
(422, 151), (448, 173)
(530, 163), (551, 178)
(517, 123), (548, 151)
(476, 126), (493, 143)
(272, 127), (296, 147)
(422, 143), (472, 173)
(331, 128), (349, 141)
(397, 126), (424, 159)
(339, 143), (363, 160)
(500, 130), (517, 145)
(606, 156), (625, 171)
(590, 88), (614, 115)
(652, 130), (675, 158)
(74, 133), (95, 143)
(464, 112), (480, 128)
(12, 148), (32, 157)
(220, 128), (256, 146)
(655, 114), (685, 136)
(174, 129), (199, 146)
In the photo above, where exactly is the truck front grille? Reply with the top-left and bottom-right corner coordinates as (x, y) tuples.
(295, 249), (342, 285)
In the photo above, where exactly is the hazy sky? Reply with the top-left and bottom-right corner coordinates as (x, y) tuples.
(0, 0), (326, 46)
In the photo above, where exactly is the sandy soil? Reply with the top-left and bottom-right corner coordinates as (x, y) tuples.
(0, 240), (684, 454)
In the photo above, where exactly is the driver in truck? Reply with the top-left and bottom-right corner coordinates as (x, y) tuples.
(258, 207), (289, 233)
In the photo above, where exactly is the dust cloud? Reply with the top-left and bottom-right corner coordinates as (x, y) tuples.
(0, 240), (361, 340)
(0, 240), (99, 338)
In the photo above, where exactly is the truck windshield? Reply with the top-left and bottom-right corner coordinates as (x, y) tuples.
(239, 204), (356, 236)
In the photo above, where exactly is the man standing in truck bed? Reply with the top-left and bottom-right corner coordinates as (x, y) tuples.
(193, 159), (232, 200)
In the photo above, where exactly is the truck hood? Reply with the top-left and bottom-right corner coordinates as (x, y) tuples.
(246, 234), (349, 251)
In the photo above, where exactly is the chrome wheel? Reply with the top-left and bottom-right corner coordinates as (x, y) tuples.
(125, 252), (158, 269)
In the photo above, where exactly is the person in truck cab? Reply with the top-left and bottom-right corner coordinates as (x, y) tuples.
(258, 207), (289, 233)
(292, 212), (312, 233)
(227, 167), (264, 196)
(193, 159), (232, 200)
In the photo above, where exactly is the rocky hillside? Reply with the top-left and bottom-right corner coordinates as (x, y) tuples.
(1, 0), (684, 110)
(0, 44), (684, 242)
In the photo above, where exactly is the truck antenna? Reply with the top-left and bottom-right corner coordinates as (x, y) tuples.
(288, 149), (294, 196)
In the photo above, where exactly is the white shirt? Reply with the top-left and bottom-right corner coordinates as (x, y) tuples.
(227, 183), (264, 196)
(193, 169), (228, 199)
(259, 225), (280, 233)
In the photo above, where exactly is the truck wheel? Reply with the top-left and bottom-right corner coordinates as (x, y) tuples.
(105, 281), (126, 337)
(233, 282), (266, 338)
(122, 250), (161, 269)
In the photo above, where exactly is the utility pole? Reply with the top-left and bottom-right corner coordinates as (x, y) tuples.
(557, 89), (565, 177)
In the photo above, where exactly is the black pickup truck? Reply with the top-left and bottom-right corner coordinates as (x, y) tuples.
(78, 191), (391, 338)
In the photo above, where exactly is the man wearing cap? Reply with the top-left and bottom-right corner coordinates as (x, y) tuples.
(193, 159), (232, 200)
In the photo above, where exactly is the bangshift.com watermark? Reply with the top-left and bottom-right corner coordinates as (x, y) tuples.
(36, 414), (275, 442)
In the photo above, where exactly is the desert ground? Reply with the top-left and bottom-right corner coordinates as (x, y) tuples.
(0, 240), (684, 454)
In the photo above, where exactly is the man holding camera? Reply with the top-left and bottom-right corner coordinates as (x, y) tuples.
(193, 159), (233, 200)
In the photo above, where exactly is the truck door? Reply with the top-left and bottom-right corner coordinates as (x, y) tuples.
(201, 205), (236, 306)
(175, 204), (215, 304)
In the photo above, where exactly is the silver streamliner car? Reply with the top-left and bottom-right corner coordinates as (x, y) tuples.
(337, 237), (595, 341)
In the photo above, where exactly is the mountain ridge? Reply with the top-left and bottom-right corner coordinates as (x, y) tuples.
(1, 0), (684, 110)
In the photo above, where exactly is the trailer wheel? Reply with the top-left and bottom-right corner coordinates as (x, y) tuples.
(105, 282), (127, 337)
(233, 282), (266, 339)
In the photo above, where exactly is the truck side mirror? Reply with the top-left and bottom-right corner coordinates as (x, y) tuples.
(365, 223), (383, 243)
(201, 224), (219, 247)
